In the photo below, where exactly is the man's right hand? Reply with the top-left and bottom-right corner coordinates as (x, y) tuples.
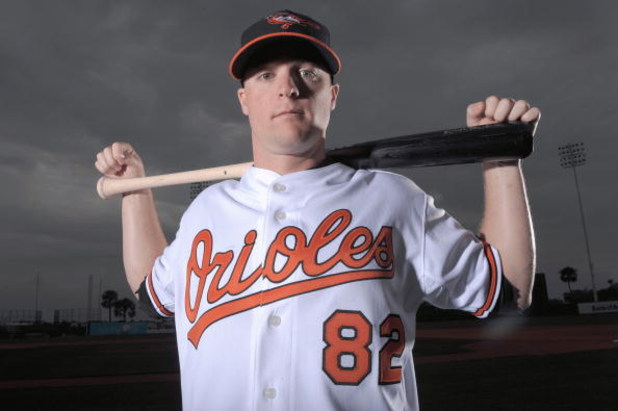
(95, 142), (146, 179)
(95, 142), (167, 295)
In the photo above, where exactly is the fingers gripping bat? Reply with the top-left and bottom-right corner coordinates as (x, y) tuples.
(96, 122), (535, 199)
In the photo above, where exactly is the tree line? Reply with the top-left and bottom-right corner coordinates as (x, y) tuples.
(100, 290), (136, 322)
(559, 266), (617, 303)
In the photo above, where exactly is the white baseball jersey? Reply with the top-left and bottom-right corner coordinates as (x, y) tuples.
(145, 162), (502, 411)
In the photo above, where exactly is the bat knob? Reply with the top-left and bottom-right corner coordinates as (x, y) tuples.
(97, 177), (110, 199)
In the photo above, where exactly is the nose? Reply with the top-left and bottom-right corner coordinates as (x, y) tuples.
(277, 72), (300, 99)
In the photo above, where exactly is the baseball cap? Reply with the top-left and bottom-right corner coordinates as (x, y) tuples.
(229, 10), (342, 81)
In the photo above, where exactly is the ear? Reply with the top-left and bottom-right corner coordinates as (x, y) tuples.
(237, 87), (249, 116)
(330, 83), (340, 111)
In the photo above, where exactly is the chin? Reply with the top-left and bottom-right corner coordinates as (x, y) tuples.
(272, 134), (324, 156)
(276, 125), (320, 143)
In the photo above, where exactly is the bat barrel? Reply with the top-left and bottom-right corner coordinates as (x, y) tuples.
(328, 122), (534, 169)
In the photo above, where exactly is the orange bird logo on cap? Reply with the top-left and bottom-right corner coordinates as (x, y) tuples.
(267, 11), (321, 30)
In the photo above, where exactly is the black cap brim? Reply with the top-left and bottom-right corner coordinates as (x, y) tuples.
(229, 32), (341, 81)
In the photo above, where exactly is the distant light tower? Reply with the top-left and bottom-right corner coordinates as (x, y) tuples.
(558, 142), (598, 302)
(87, 274), (93, 322)
(34, 272), (40, 323)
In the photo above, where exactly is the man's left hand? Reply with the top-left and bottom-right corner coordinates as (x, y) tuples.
(466, 95), (540, 127)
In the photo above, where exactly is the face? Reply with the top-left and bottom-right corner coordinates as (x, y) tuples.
(237, 58), (340, 162)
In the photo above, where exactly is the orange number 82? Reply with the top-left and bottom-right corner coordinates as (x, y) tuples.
(322, 310), (405, 386)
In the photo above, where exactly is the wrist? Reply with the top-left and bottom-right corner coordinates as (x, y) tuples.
(482, 158), (521, 170)
(121, 188), (153, 201)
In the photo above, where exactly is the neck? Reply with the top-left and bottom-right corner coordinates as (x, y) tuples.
(253, 144), (328, 175)
(253, 152), (328, 175)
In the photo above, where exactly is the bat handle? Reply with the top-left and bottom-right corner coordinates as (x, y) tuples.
(97, 161), (253, 199)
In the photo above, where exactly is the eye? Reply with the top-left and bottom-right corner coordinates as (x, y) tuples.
(299, 69), (319, 81)
(257, 71), (274, 80)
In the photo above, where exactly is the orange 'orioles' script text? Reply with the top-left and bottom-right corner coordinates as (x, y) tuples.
(185, 209), (395, 348)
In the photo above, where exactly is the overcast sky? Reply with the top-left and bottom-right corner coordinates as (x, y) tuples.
(1, 0), (616, 320)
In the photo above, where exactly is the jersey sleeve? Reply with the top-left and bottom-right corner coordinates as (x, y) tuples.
(418, 195), (503, 318)
(141, 183), (225, 318)
(136, 279), (162, 318)
(143, 214), (193, 318)
(144, 246), (177, 317)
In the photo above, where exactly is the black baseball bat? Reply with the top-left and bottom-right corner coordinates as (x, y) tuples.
(328, 122), (534, 168)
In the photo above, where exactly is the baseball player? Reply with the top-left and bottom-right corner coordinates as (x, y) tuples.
(95, 10), (539, 411)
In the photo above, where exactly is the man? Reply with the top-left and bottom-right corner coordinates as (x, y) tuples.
(95, 10), (539, 411)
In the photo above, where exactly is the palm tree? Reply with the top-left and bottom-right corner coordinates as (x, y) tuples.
(101, 290), (118, 322)
(113, 298), (136, 322)
(559, 267), (578, 294)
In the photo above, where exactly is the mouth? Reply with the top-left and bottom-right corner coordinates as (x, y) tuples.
(273, 109), (304, 119)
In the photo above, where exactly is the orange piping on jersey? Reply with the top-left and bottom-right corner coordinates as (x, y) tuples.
(187, 268), (394, 348)
(148, 273), (174, 317)
(472, 242), (499, 317)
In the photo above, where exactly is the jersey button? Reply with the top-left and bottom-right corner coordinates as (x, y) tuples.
(268, 315), (281, 327)
(275, 210), (286, 221)
(263, 387), (277, 400)
(273, 183), (287, 193)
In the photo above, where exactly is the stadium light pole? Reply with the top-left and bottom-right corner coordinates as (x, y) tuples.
(34, 271), (40, 323)
(558, 142), (598, 302)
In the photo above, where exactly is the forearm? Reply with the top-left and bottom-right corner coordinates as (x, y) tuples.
(479, 160), (535, 309)
(121, 189), (168, 296)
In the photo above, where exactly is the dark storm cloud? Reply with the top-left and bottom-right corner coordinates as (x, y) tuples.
(1, 0), (616, 315)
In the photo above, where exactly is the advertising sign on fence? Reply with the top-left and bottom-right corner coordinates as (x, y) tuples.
(578, 301), (618, 314)
(88, 321), (149, 336)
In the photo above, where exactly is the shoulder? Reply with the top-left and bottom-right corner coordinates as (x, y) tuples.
(351, 167), (427, 197)
(195, 178), (239, 202)
(337, 166), (430, 216)
(181, 179), (240, 219)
